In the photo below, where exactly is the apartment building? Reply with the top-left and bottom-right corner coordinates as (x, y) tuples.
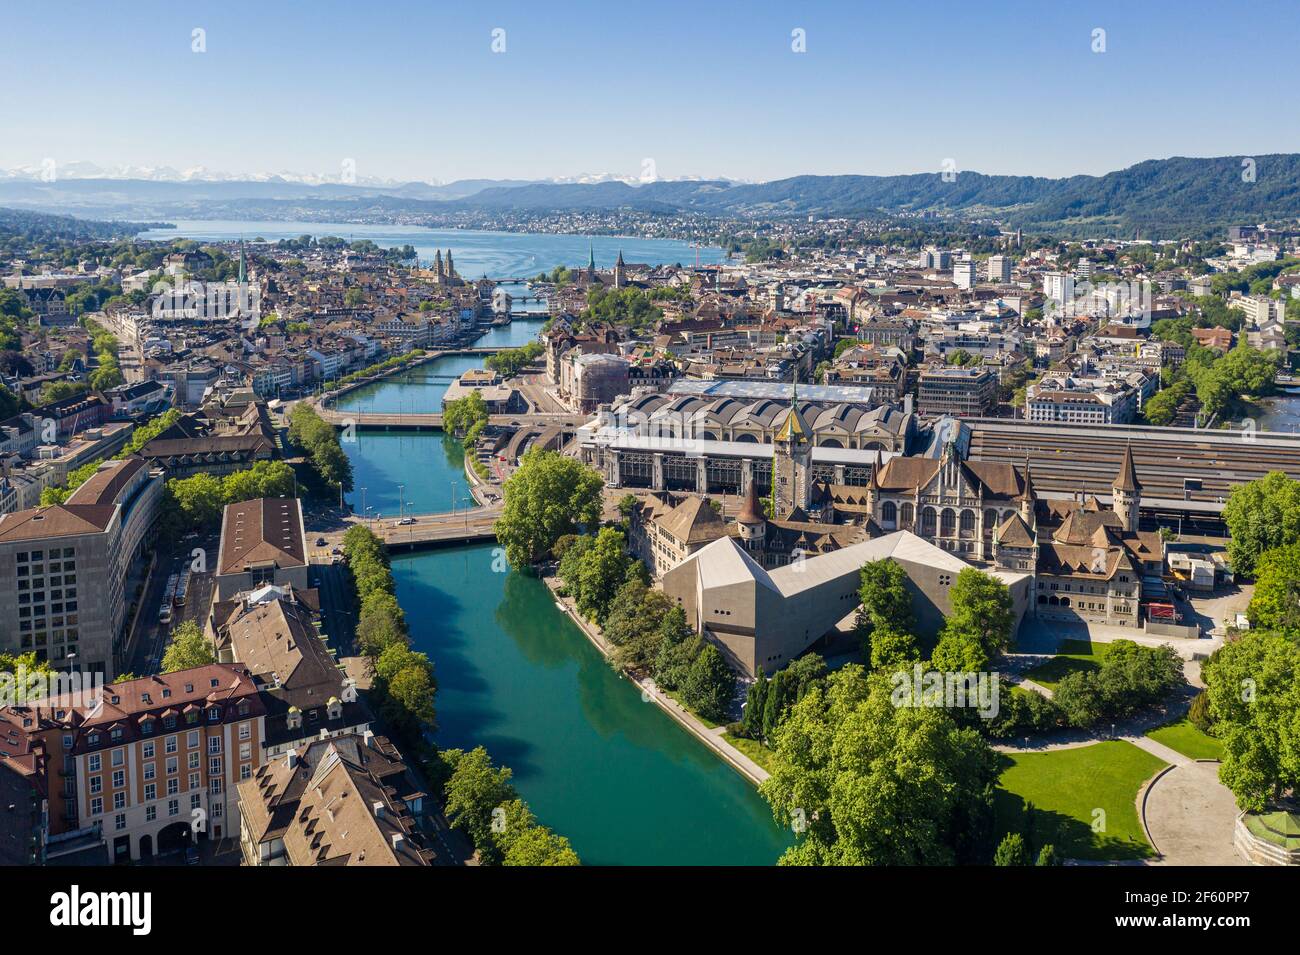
(0, 664), (266, 862)
(0, 458), (162, 677)
(238, 732), (432, 866)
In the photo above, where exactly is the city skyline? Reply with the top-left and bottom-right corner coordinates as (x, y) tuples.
(3, 0), (1299, 184)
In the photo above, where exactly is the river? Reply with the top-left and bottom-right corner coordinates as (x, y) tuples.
(394, 543), (791, 865)
(334, 350), (789, 864)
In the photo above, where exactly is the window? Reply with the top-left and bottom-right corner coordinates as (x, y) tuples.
(240, 764), (251, 781)
(213, 802), (223, 818)
(166, 756), (177, 775)
(88, 754), (101, 772)
(113, 791), (125, 810)
(144, 783), (156, 801)
(187, 731), (199, 749)
(114, 813), (126, 832)
(239, 742), (251, 761)
(165, 736), (177, 754)
(208, 757), (222, 776)
(167, 778), (178, 796)
(143, 763), (155, 781)
(209, 778), (223, 794)
(189, 772), (200, 790)
(111, 770), (124, 789)
(90, 797), (103, 816)
(208, 736), (221, 754)
(142, 741), (154, 759)
(167, 799), (179, 817)
(89, 776), (102, 794)
(145, 805), (156, 822)
(188, 752), (199, 770)
(238, 722), (251, 741)
(190, 793), (202, 810)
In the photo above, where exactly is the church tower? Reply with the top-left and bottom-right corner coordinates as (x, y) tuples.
(614, 249), (626, 289)
(772, 383), (812, 518)
(736, 478), (767, 548)
(445, 248), (455, 282)
(586, 243), (597, 282)
(1112, 443), (1142, 532)
(434, 249), (444, 284)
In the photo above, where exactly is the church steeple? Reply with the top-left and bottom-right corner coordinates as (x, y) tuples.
(587, 242), (597, 280)
(238, 239), (247, 285)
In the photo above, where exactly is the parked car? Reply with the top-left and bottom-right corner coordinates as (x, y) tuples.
(398, 517), (416, 526)
(315, 537), (327, 547)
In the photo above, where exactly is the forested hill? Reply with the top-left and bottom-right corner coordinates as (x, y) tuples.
(443, 154), (1300, 236)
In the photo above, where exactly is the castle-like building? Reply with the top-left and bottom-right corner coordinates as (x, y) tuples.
(852, 442), (1162, 628)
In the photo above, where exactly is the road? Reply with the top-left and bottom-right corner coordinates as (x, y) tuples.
(123, 531), (218, 676)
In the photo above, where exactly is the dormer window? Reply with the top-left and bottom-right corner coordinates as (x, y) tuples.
(184, 684), (194, 694)
(162, 689), (171, 699)
(207, 706), (221, 721)
(163, 716), (176, 730)
(140, 719), (154, 735)
(110, 728), (123, 742)
(87, 733), (99, 747)
(185, 711), (198, 725)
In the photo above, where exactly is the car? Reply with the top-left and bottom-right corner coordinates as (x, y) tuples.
(184, 846), (200, 866)
(398, 517), (416, 526)
(315, 537), (327, 547)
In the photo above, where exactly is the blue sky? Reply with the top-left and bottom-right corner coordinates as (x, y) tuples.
(3, 0), (1298, 184)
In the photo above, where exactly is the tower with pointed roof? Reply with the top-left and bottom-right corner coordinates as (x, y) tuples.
(772, 382), (812, 518)
(445, 248), (455, 281)
(614, 249), (626, 288)
(736, 478), (766, 546)
(1112, 443), (1141, 532)
(586, 242), (597, 282)
(434, 249), (444, 284)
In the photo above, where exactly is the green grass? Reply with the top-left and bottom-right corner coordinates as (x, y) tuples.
(1244, 812), (1300, 850)
(723, 732), (776, 773)
(1024, 639), (1108, 690)
(1146, 718), (1225, 761)
(995, 740), (1167, 861)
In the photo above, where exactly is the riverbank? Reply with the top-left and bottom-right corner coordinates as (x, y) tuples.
(541, 574), (771, 787)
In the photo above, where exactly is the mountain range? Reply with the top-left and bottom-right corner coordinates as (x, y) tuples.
(2, 154), (1298, 237)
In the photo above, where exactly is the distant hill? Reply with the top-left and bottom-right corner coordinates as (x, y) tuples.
(3, 155), (1299, 237)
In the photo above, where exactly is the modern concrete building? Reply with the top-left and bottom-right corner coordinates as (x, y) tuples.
(0, 457), (162, 677)
(917, 366), (998, 417)
(661, 529), (1030, 676)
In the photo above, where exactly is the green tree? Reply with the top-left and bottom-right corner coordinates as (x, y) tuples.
(443, 747), (518, 862)
(681, 642), (737, 723)
(1202, 631), (1300, 811)
(760, 665), (998, 865)
(1036, 844), (1059, 866)
(1247, 545), (1300, 639)
(993, 832), (1030, 866)
(572, 527), (631, 624)
(161, 620), (216, 672)
(1224, 472), (1300, 579)
(494, 448), (604, 568)
(858, 559), (919, 668)
(942, 569), (1014, 662)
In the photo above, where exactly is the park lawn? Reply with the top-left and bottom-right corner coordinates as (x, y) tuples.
(1024, 639), (1108, 690)
(1146, 718), (1225, 761)
(995, 740), (1167, 861)
(723, 732), (777, 774)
